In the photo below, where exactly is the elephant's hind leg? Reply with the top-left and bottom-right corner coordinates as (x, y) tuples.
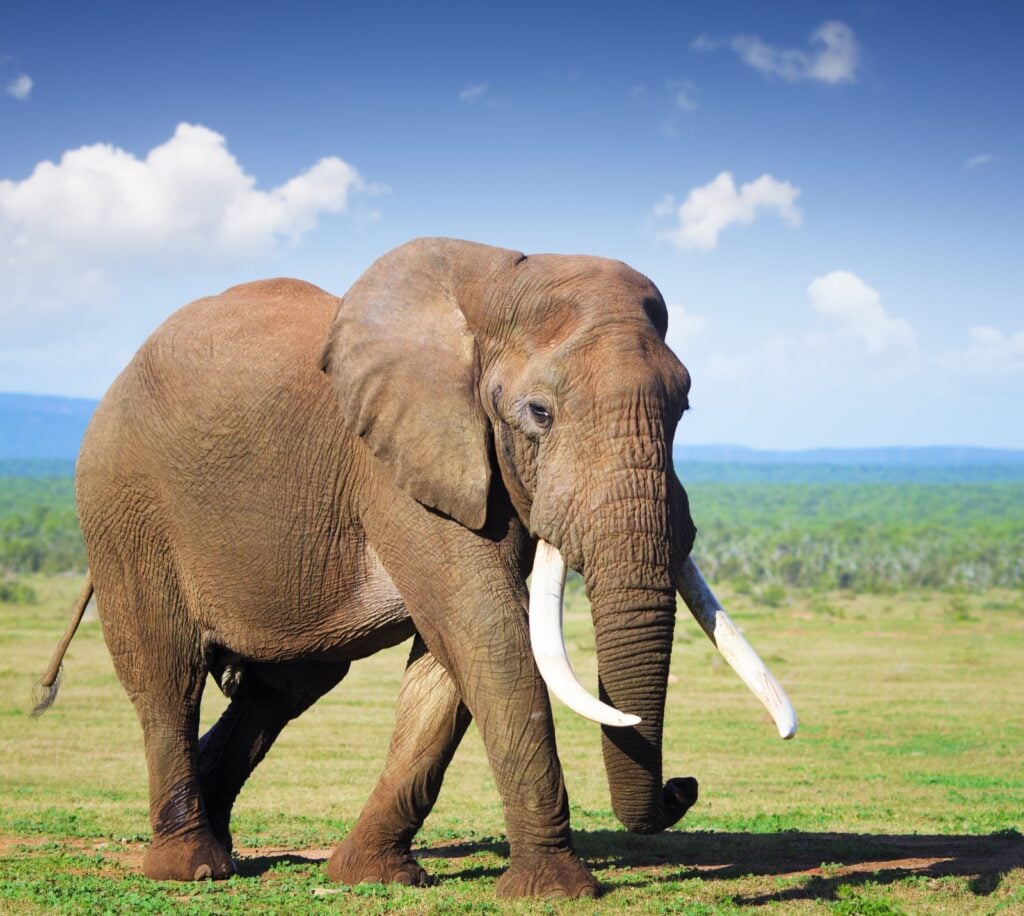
(327, 635), (471, 887)
(99, 578), (234, 881)
(198, 659), (350, 852)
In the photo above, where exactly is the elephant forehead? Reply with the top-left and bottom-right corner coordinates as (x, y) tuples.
(587, 336), (689, 403)
(508, 254), (667, 336)
(522, 328), (690, 414)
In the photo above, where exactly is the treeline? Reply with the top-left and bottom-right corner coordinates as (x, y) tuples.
(0, 476), (86, 576)
(678, 461), (1024, 485)
(687, 482), (1024, 593)
(1, 473), (1022, 594)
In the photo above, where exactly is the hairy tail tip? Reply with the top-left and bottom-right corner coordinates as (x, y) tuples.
(30, 665), (63, 718)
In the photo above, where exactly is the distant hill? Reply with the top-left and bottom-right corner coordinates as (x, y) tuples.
(0, 393), (98, 461)
(673, 444), (1024, 483)
(674, 444), (1024, 466)
(2, 392), (1023, 482)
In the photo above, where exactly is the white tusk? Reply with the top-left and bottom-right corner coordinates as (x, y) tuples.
(528, 540), (642, 728)
(677, 557), (798, 740)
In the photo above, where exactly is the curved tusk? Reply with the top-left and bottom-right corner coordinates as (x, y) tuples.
(677, 557), (798, 740)
(529, 540), (642, 728)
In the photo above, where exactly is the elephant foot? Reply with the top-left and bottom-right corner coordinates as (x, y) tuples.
(495, 853), (599, 899)
(326, 835), (431, 887)
(143, 829), (236, 881)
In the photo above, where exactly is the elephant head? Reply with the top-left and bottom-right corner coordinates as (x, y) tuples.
(321, 237), (795, 835)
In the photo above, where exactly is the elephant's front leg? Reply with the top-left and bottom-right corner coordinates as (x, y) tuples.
(417, 594), (598, 900)
(328, 635), (471, 886)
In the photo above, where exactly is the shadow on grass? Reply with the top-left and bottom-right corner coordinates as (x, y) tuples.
(572, 829), (1023, 903)
(234, 829), (1022, 900)
(234, 839), (511, 882)
(235, 851), (329, 878)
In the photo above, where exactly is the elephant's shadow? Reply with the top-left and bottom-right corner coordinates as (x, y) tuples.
(571, 829), (1023, 903)
(237, 829), (1023, 901)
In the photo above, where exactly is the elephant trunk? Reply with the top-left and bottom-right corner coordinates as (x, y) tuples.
(584, 496), (696, 834)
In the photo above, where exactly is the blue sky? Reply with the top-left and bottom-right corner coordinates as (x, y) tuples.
(2, 0), (1021, 448)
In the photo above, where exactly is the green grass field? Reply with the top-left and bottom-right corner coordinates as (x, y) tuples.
(2, 573), (1022, 913)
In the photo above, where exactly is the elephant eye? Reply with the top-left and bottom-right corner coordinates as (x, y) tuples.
(528, 402), (552, 429)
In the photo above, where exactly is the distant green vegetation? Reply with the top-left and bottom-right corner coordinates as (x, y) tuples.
(0, 458), (77, 478)
(687, 481), (1024, 594)
(0, 579), (38, 604)
(0, 475), (85, 578)
(1, 465), (1022, 595)
(678, 460), (1024, 485)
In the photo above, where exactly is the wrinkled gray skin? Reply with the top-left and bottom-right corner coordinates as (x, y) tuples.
(69, 238), (699, 898)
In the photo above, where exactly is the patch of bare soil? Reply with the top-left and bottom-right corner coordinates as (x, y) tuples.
(0, 835), (149, 879)
(233, 846), (330, 878)
(0, 835), (142, 862)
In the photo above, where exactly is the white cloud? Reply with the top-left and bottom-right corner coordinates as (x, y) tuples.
(698, 272), (916, 394)
(936, 326), (1024, 376)
(652, 194), (676, 220)
(661, 80), (700, 136)
(668, 80), (698, 112)
(0, 122), (367, 262)
(672, 274), (919, 446)
(656, 171), (801, 252)
(458, 83), (490, 103)
(808, 270), (916, 353)
(675, 274), (1019, 448)
(665, 303), (708, 358)
(964, 153), (994, 171)
(690, 33), (722, 53)
(700, 21), (860, 86)
(0, 123), (373, 347)
(5, 73), (32, 100)
(805, 21), (860, 84)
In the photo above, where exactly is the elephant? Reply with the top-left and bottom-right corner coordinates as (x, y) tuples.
(34, 237), (795, 899)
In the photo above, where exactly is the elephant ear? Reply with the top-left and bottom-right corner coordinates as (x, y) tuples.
(321, 238), (511, 530)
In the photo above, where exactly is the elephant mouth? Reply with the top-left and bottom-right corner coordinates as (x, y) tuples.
(527, 539), (798, 740)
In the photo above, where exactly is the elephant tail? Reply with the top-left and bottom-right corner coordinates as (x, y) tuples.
(31, 572), (93, 718)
